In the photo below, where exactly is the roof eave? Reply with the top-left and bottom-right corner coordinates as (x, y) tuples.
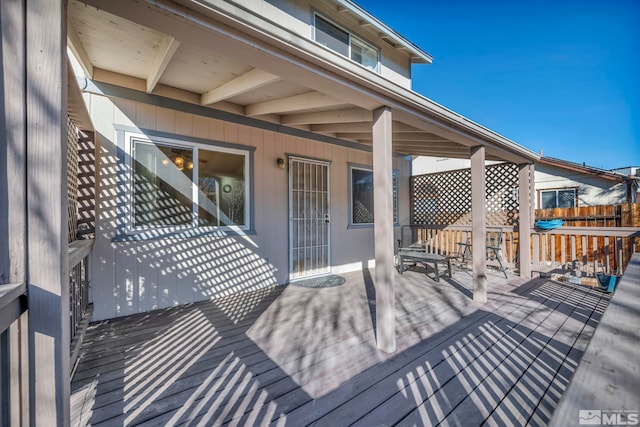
(334, 0), (433, 64)
(539, 157), (624, 182)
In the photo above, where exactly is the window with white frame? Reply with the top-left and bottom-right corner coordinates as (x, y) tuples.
(540, 188), (576, 209)
(129, 134), (250, 230)
(350, 166), (398, 225)
(314, 14), (379, 72)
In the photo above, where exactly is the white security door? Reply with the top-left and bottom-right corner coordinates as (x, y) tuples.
(289, 157), (330, 280)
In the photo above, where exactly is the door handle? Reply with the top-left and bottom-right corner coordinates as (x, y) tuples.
(324, 214), (330, 224)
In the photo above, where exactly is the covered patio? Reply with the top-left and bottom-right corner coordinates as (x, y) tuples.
(70, 268), (609, 426)
(65, 0), (539, 356)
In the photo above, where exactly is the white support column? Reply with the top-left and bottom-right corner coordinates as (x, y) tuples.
(26, 0), (70, 425)
(471, 146), (487, 303)
(372, 106), (396, 353)
(518, 163), (534, 278)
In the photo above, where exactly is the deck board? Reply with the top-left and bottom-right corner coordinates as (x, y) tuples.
(71, 269), (611, 426)
(550, 253), (640, 426)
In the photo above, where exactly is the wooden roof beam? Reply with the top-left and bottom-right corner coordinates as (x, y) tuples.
(67, 17), (93, 78)
(392, 150), (469, 157)
(282, 108), (372, 125)
(310, 121), (421, 133)
(246, 91), (345, 116)
(335, 132), (448, 142)
(200, 68), (280, 106)
(146, 36), (180, 93)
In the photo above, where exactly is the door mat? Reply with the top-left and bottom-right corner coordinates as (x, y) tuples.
(291, 274), (346, 289)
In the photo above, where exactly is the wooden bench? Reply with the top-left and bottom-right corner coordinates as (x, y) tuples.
(397, 250), (454, 282)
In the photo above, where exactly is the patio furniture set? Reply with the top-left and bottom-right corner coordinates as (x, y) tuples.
(396, 224), (509, 281)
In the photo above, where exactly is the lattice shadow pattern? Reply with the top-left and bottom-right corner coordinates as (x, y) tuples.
(411, 163), (520, 226)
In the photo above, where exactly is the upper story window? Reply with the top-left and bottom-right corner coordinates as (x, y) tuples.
(128, 132), (251, 232)
(314, 14), (379, 72)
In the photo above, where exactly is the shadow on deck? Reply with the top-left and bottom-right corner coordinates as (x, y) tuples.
(71, 269), (610, 426)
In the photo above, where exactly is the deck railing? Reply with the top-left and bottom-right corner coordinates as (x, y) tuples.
(0, 282), (28, 425)
(531, 226), (639, 276)
(401, 224), (518, 271)
(68, 239), (94, 375)
(404, 224), (639, 276)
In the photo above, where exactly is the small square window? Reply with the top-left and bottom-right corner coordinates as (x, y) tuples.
(349, 166), (398, 225)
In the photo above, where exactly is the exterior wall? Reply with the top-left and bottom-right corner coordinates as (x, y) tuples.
(88, 92), (411, 320)
(535, 163), (626, 208)
(225, 0), (413, 88)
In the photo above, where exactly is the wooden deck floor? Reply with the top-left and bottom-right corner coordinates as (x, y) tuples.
(71, 268), (610, 426)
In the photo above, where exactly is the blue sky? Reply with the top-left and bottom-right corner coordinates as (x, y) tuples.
(356, 0), (639, 170)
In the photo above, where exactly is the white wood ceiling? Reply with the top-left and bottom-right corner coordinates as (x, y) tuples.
(68, 0), (484, 159)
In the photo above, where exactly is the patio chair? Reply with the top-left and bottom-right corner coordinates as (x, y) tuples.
(455, 229), (508, 278)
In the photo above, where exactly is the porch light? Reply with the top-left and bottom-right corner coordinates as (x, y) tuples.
(277, 157), (285, 169)
(187, 160), (194, 170)
(174, 155), (185, 170)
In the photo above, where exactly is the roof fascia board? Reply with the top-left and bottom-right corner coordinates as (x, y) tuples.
(539, 157), (624, 182)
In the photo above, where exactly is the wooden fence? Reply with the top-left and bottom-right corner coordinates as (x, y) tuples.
(535, 202), (639, 228)
(534, 203), (640, 274)
(403, 203), (639, 276)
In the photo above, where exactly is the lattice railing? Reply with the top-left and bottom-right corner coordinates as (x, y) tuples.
(67, 115), (80, 243)
(411, 163), (519, 226)
(408, 163), (521, 272)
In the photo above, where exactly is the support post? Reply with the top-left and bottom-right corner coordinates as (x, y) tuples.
(1, 0), (30, 424)
(26, 0), (70, 425)
(372, 106), (395, 353)
(471, 146), (487, 302)
(518, 163), (534, 278)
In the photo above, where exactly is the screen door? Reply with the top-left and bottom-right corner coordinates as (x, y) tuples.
(289, 157), (330, 280)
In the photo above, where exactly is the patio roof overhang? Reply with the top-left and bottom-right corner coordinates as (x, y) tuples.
(68, 0), (539, 165)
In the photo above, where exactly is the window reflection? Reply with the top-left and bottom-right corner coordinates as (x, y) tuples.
(132, 138), (248, 229)
(198, 150), (246, 226)
(133, 141), (193, 227)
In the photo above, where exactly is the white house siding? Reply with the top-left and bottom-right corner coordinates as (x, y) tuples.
(535, 164), (627, 208)
(87, 93), (410, 320)
(412, 156), (502, 175)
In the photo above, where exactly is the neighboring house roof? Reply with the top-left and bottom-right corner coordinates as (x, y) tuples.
(538, 157), (632, 182)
